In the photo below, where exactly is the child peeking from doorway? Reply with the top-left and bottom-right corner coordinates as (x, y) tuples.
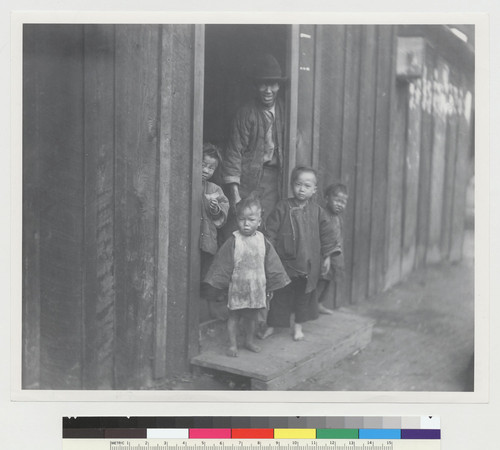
(199, 143), (230, 317)
(204, 195), (290, 357)
(316, 183), (348, 315)
(260, 166), (342, 341)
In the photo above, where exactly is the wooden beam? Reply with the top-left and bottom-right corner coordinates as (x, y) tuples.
(414, 44), (435, 269)
(315, 25), (346, 309)
(385, 76), (407, 289)
(440, 67), (461, 259)
(340, 25), (362, 304)
(166, 25), (198, 376)
(311, 25), (323, 171)
(114, 24), (159, 388)
(401, 74), (423, 278)
(368, 26), (393, 296)
(34, 25), (86, 389)
(187, 24), (205, 361)
(296, 24), (315, 167)
(284, 25), (300, 196)
(154, 25), (174, 380)
(82, 24), (116, 389)
(426, 57), (450, 264)
(351, 25), (377, 303)
(449, 75), (473, 261)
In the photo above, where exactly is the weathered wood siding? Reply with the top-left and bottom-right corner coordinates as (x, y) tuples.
(311, 25), (473, 308)
(23, 24), (202, 389)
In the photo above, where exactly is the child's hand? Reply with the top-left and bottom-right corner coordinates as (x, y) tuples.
(209, 198), (220, 212)
(321, 256), (331, 276)
(266, 291), (274, 301)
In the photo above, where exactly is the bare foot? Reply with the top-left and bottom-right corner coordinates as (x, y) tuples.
(226, 346), (238, 357)
(293, 324), (304, 341)
(244, 342), (262, 353)
(257, 326), (275, 339)
(318, 303), (333, 315)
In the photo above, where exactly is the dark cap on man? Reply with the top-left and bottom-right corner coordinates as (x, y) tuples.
(248, 53), (287, 82)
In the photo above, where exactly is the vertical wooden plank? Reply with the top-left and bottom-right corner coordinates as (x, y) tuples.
(339, 25), (361, 305)
(368, 26), (393, 296)
(35, 25), (85, 389)
(284, 25), (300, 196)
(351, 26), (377, 303)
(296, 24), (316, 167)
(426, 57), (450, 263)
(22, 24), (41, 388)
(317, 25), (345, 309)
(154, 25), (173, 380)
(415, 46), (435, 268)
(449, 77), (473, 261)
(187, 24), (205, 360)
(400, 77), (423, 278)
(114, 25), (159, 388)
(384, 71), (407, 288)
(82, 24), (116, 389)
(318, 25), (345, 190)
(440, 68), (460, 259)
(165, 25), (197, 376)
(311, 26), (323, 172)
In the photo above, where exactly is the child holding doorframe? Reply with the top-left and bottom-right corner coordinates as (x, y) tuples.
(316, 183), (348, 314)
(200, 143), (230, 318)
(204, 196), (290, 357)
(260, 166), (341, 341)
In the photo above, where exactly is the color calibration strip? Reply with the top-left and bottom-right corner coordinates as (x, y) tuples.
(63, 416), (440, 440)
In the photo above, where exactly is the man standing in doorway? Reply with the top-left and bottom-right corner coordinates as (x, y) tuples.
(222, 53), (287, 229)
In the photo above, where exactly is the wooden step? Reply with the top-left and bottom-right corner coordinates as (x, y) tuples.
(191, 311), (375, 390)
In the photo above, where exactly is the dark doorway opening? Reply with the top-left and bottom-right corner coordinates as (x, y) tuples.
(199, 25), (288, 324)
(203, 24), (288, 149)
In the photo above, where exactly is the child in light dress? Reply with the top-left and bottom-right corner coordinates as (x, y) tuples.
(204, 196), (290, 357)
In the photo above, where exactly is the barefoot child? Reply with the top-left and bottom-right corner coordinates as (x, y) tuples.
(317, 183), (348, 314)
(262, 166), (341, 341)
(200, 144), (229, 318)
(204, 197), (290, 356)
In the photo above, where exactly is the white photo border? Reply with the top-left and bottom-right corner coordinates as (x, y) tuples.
(10, 11), (489, 403)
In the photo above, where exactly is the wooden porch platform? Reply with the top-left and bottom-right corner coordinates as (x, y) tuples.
(191, 311), (375, 390)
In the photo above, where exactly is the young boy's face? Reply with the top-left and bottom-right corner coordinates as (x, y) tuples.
(292, 171), (317, 202)
(202, 155), (218, 182)
(327, 192), (348, 215)
(236, 205), (262, 237)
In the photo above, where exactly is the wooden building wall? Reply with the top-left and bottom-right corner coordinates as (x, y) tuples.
(23, 24), (203, 389)
(310, 25), (474, 308)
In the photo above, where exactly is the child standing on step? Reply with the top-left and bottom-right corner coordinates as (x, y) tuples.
(204, 196), (290, 357)
(261, 166), (341, 341)
(317, 183), (348, 314)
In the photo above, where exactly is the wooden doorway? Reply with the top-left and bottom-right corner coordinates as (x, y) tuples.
(200, 25), (290, 323)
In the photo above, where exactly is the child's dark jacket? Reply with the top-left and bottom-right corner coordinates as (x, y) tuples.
(266, 198), (341, 293)
(200, 181), (229, 255)
(204, 233), (290, 293)
(322, 210), (345, 282)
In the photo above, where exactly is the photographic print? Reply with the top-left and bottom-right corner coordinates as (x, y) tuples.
(19, 20), (477, 395)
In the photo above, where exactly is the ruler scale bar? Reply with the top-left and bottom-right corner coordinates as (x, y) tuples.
(62, 439), (440, 450)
